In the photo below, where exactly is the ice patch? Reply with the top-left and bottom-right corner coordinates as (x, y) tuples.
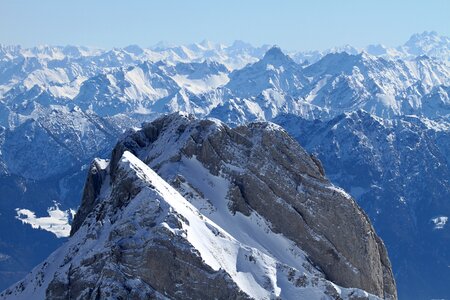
(15, 203), (76, 238)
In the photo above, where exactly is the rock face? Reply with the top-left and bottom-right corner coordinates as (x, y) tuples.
(1, 113), (396, 299)
(107, 113), (397, 298)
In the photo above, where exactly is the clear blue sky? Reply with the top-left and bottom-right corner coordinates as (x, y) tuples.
(1, 0), (449, 50)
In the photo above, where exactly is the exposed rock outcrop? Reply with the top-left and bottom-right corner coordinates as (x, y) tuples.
(92, 113), (396, 298)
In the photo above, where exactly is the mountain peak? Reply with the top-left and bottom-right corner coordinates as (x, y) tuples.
(405, 31), (442, 47)
(1, 109), (397, 299)
(263, 46), (289, 61)
(403, 31), (450, 57)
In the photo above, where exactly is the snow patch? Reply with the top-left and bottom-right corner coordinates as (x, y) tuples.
(15, 203), (75, 238)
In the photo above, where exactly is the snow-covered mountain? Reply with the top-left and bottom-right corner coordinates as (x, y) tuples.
(207, 46), (314, 124)
(300, 52), (450, 119)
(1, 32), (448, 126)
(1, 31), (448, 101)
(72, 60), (229, 117)
(1, 114), (396, 299)
(399, 31), (450, 61)
(207, 49), (449, 124)
(150, 39), (272, 70)
(2, 106), (123, 179)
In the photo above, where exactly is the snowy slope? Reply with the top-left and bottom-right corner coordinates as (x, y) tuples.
(299, 52), (450, 119)
(72, 60), (229, 117)
(1, 105), (124, 180)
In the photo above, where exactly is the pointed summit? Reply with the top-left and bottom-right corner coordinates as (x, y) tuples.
(262, 46), (292, 64)
(225, 45), (306, 97)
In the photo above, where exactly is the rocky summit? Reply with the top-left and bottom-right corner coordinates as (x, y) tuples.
(1, 113), (396, 299)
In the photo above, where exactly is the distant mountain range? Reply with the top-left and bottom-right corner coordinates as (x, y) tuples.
(0, 31), (449, 298)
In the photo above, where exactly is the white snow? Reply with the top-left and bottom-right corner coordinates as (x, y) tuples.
(124, 67), (169, 101)
(171, 73), (229, 94)
(15, 203), (75, 238)
(23, 68), (71, 91)
(94, 158), (109, 170)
